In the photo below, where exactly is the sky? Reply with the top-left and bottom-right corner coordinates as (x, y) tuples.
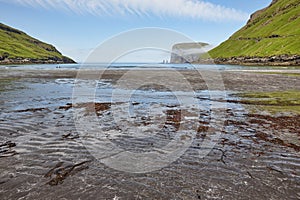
(0, 0), (272, 62)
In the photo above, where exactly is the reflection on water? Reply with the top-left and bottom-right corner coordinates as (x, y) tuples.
(0, 69), (299, 199)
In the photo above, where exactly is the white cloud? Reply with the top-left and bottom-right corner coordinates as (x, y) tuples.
(9, 0), (248, 21)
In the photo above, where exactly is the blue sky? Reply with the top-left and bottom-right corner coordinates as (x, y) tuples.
(0, 0), (272, 62)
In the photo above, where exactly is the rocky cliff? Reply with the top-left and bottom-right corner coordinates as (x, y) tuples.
(170, 42), (209, 63)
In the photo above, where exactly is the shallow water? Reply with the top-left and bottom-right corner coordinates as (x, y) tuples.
(1, 63), (300, 71)
(0, 66), (299, 199)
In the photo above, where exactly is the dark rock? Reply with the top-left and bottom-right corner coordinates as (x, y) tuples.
(211, 55), (300, 66)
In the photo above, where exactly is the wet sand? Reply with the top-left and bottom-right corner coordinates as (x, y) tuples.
(0, 68), (299, 199)
(1, 67), (300, 91)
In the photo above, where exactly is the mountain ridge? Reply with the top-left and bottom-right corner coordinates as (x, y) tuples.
(208, 0), (300, 66)
(0, 23), (75, 65)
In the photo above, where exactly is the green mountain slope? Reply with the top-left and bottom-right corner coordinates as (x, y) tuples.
(0, 23), (75, 64)
(209, 0), (300, 65)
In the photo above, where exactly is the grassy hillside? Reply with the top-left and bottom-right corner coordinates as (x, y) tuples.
(0, 23), (75, 64)
(209, 0), (300, 59)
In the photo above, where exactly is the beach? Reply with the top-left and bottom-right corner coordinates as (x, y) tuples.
(0, 65), (299, 199)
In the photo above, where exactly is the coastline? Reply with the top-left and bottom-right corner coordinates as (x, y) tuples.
(1, 67), (300, 92)
(194, 55), (300, 66)
(0, 66), (299, 199)
(0, 57), (76, 65)
(213, 55), (300, 66)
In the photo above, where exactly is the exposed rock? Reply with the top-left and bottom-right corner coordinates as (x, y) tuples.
(170, 42), (209, 63)
(213, 55), (300, 66)
(0, 57), (76, 65)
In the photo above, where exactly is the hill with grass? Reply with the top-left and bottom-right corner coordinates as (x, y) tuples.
(0, 23), (75, 64)
(208, 0), (300, 66)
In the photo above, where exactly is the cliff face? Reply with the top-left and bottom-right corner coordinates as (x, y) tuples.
(208, 0), (300, 65)
(170, 42), (209, 63)
(0, 23), (75, 64)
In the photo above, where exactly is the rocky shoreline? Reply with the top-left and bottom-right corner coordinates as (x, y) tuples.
(0, 56), (76, 65)
(213, 55), (300, 66)
(194, 55), (300, 66)
(169, 54), (300, 66)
